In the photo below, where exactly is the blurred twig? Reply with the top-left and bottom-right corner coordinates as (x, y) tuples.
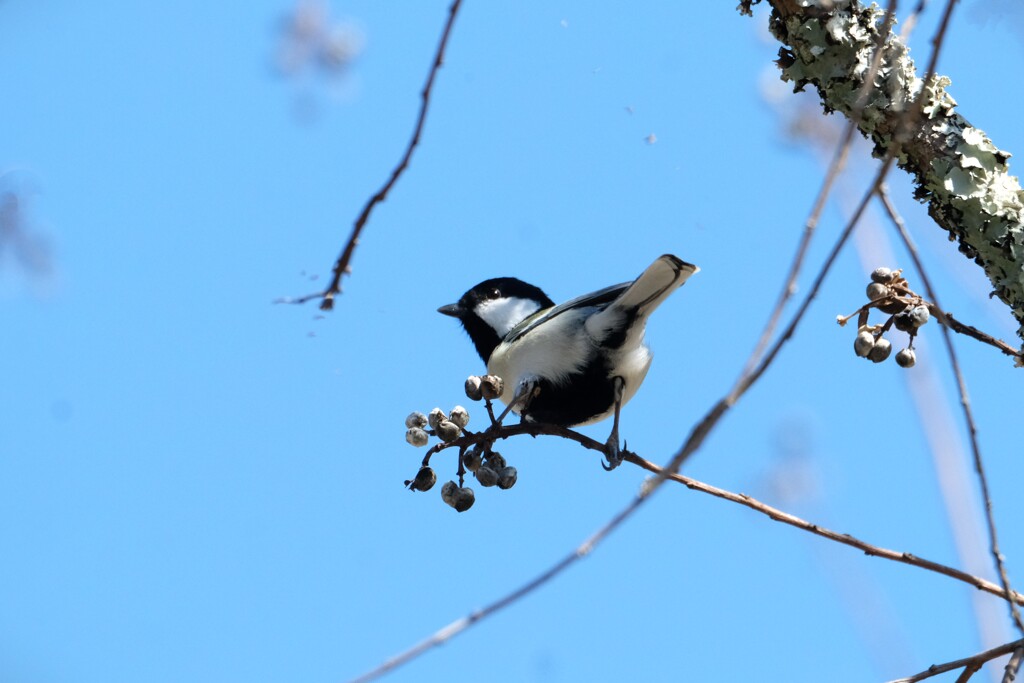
(885, 638), (1024, 683)
(742, 0), (899, 376)
(280, 0), (463, 310)
(1003, 647), (1024, 683)
(878, 186), (1024, 636)
(349, 1), (1020, 681)
(356, 418), (1024, 682)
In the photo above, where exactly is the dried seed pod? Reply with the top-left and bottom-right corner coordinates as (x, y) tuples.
(868, 337), (892, 363)
(464, 376), (483, 401)
(870, 267), (894, 283)
(893, 311), (915, 332)
(440, 481), (458, 506)
(896, 348), (917, 368)
(463, 446), (483, 472)
(909, 305), (930, 327)
(854, 331), (875, 358)
(496, 466), (518, 490)
(405, 411), (428, 429)
(405, 427), (429, 447)
(480, 375), (505, 400)
(451, 486), (475, 512)
(877, 300), (907, 315)
(866, 282), (889, 301)
(449, 405), (470, 428)
(406, 466), (437, 492)
(427, 408), (447, 430)
(475, 466), (498, 487)
(484, 451), (506, 470)
(435, 420), (462, 443)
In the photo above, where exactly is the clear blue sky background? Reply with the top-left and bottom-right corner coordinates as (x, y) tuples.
(2, 2), (1023, 682)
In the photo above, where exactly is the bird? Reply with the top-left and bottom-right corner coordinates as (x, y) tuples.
(438, 254), (698, 469)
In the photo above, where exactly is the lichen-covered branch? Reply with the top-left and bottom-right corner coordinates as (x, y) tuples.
(745, 0), (1024, 345)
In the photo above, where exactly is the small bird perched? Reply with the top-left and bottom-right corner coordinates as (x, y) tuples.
(438, 254), (698, 469)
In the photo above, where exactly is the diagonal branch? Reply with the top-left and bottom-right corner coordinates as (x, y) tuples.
(886, 638), (1024, 683)
(281, 0), (463, 311)
(362, 426), (1024, 682)
(759, 0), (1024, 345)
(626, 452), (1024, 606)
(741, 0), (901, 377)
(878, 186), (1024, 635)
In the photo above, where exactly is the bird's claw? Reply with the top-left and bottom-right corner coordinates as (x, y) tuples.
(602, 437), (623, 471)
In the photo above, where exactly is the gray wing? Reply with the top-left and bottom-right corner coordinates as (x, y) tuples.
(502, 282), (630, 344)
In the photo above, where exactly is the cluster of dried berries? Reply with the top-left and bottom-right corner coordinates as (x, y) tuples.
(404, 406), (469, 448)
(839, 267), (926, 369)
(402, 375), (518, 513)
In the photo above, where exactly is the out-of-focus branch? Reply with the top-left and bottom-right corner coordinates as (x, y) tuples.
(878, 186), (1024, 635)
(365, 417), (1024, 682)
(743, 0), (1024, 346)
(885, 638), (1024, 683)
(281, 0), (463, 310)
(741, 0), (900, 376)
(1004, 647), (1024, 683)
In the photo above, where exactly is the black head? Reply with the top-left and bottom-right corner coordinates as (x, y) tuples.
(438, 277), (555, 363)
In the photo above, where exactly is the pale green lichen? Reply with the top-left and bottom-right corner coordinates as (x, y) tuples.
(767, 0), (1024, 346)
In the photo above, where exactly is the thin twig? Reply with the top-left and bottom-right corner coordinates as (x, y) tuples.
(371, 424), (1024, 682)
(622, 451), (1024, 606)
(355, 3), (988, 681)
(358, 88), (903, 683)
(955, 663), (982, 683)
(742, 0), (900, 377)
(933, 310), (1022, 362)
(664, 152), (897, 476)
(1003, 646), (1024, 683)
(280, 0), (463, 310)
(430, 403), (1018, 608)
(878, 186), (1024, 635)
(886, 638), (1024, 683)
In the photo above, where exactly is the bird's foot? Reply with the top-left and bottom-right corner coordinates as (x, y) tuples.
(494, 379), (539, 426)
(602, 435), (623, 471)
(602, 376), (626, 471)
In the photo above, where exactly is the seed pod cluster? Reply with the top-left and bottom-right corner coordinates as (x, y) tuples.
(463, 374), (504, 401)
(839, 266), (927, 370)
(402, 380), (519, 511)
(403, 405), (472, 448)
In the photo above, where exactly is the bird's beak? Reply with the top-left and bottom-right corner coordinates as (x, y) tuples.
(437, 303), (463, 318)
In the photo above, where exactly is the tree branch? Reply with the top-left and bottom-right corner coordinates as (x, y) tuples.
(281, 0), (463, 310)
(886, 638), (1024, 683)
(878, 186), (1024, 634)
(373, 418), (1024, 683)
(758, 0), (1024, 345)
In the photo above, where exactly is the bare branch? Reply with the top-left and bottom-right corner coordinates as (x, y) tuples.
(742, 0), (900, 376)
(886, 638), (1024, 683)
(281, 0), (463, 310)
(934, 310), (1024, 363)
(624, 452), (1024, 606)
(878, 186), (1024, 634)
(765, 0), (1024, 344)
(1003, 646), (1024, 683)
(371, 420), (1024, 682)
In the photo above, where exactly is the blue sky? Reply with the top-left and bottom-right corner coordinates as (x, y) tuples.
(2, 2), (1023, 682)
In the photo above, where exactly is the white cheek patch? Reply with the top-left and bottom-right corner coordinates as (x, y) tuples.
(476, 297), (542, 337)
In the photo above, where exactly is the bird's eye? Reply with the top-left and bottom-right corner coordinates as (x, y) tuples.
(487, 288), (501, 300)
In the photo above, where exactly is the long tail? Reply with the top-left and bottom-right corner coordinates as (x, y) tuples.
(584, 254), (698, 345)
(611, 254), (698, 315)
